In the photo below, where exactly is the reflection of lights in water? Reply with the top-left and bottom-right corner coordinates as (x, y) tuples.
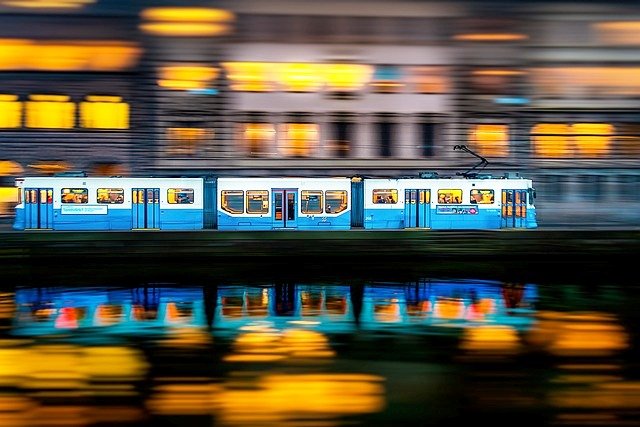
(459, 325), (522, 356)
(525, 311), (635, 426)
(526, 311), (628, 356)
(0, 343), (148, 395)
(224, 327), (335, 363)
(148, 374), (385, 424)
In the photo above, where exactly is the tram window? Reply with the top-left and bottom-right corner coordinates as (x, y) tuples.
(17, 188), (22, 204)
(221, 190), (244, 214)
(470, 189), (494, 204)
(437, 189), (461, 204)
(168, 188), (194, 204)
(373, 189), (398, 204)
(301, 190), (323, 214)
(326, 190), (348, 213)
(97, 188), (124, 204)
(247, 190), (269, 213)
(61, 188), (88, 204)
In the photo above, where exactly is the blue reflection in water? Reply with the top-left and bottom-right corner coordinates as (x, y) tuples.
(1, 279), (637, 427)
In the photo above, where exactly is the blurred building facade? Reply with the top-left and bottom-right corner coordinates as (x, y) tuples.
(0, 0), (639, 225)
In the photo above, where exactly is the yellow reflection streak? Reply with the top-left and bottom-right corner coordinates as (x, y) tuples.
(459, 325), (522, 355)
(526, 311), (628, 357)
(0, 0), (94, 8)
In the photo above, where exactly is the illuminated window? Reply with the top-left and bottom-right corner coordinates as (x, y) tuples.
(470, 189), (494, 204)
(372, 189), (398, 204)
(0, 39), (140, 72)
(573, 123), (613, 157)
(222, 62), (275, 92)
(26, 95), (75, 129)
(140, 7), (234, 37)
(158, 65), (218, 91)
(324, 63), (373, 93)
(532, 123), (613, 158)
(241, 123), (275, 157)
(221, 190), (243, 214)
(301, 190), (323, 214)
(325, 190), (347, 213)
(437, 189), (462, 204)
(531, 123), (572, 158)
(246, 190), (268, 214)
(407, 66), (449, 93)
(277, 63), (323, 92)
(0, 94), (21, 128)
(468, 124), (509, 158)
(280, 123), (318, 157)
(97, 188), (124, 204)
(61, 188), (88, 204)
(167, 188), (194, 204)
(166, 127), (212, 155)
(80, 95), (129, 129)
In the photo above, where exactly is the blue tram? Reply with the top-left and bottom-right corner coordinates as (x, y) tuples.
(12, 172), (537, 231)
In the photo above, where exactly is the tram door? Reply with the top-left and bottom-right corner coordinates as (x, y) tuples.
(24, 188), (53, 229)
(132, 188), (160, 229)
(404, 189), (430, 228)
(501, 189), (527, 228)
(272, 189), (297, 229)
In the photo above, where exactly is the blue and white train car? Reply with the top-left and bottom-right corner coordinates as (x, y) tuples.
(216, 177), (352, 230)
(361, 174), (537, 229)
(13, 176), (204, 230)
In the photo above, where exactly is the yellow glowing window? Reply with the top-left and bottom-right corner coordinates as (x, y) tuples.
(572, 123), (613, 157)
(372, 189), (398, 204)
(61, 188), (88, 204)
(241, 123), (275, 157)
(280, 123), (318, 157)
(468, 124), (509, 158)
(80, 96), (129, 129)
(140, 7), (234, 37)
(0, 39), (140, 72)
(222, 62), (275, 92)
(26, 95), (75, 129)
(532, 123), (571, 158)
(437, 189), (462, 204)
(0, 94), (21, 128)
(277, 63), (323, 92)
(158, 65), (218, 91)
(97, 188), (124, 204)
(324, 63), (373, 92)
(532, 123), (613, 158)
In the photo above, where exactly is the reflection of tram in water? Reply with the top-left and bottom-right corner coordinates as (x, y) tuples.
(11, 281), (537, 336)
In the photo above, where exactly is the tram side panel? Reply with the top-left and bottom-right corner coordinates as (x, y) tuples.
(216, 177), (352, 231)
(13, 177), (204, 231)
